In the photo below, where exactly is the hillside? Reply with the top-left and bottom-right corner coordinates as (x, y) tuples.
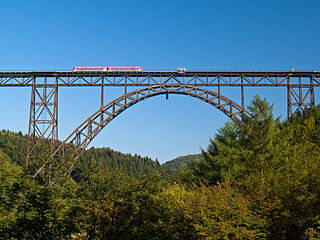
(1, 99), (320, 239)
(0, 130), (173, 179)
(78, 147), (173, 179)
(163, 153), (202, 171)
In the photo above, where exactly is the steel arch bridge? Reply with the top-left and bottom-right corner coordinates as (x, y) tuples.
(1, 70), (319, 175)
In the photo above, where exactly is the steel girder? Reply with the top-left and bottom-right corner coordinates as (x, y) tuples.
(33, 85), (252, 177)
(26, 78), (58, 168)
(0, 71), (319, 87)
(1, 71), (318, 119)
(287, 76), (315, 117)
(0, 70), (319, 174)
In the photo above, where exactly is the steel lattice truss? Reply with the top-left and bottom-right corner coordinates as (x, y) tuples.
(26, 83), (58, 167)
(0, 71), (320, 87)
(0, 70), (319, 176)
(53, 85), (252, 158)
(32, 85), (252, 178)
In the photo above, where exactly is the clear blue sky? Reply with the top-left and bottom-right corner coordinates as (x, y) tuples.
(0, 0), (319, 163)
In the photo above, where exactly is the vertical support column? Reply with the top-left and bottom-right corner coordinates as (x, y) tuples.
(310, 76), (315, 106)
(299, 76), (303, 108)
(26, 77), (36, 168)
(287, 76), (292, 118)
(100, 76), (104, 123)
(287, 75), (315, 118)
(241, 75), (244, 109)
(26, 76), (58, 168)
(218, 75), (221, 106)
(51, 78), (58, 154)
(124, 75), (127, 105)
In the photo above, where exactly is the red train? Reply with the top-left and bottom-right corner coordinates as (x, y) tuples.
(73, 66), (143, 72)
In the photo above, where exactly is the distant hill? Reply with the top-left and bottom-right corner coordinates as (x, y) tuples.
(163, 154), (202, 171)
(0, 130), (173, 179)
(78, 147), (173, 179)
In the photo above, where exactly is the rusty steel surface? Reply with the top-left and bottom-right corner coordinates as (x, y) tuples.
(0, 70), (318, 177)
(33, 85), (252, 178)
(0, 71), (319, 87)
(57, 85), (252, 154)
(26, 79), (58, 168)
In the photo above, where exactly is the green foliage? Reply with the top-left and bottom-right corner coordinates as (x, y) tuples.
(0, 130), (28, 166)
(77, 147), (173, 180)
(305, 218), (320, 239)
(0, 150), (22, 237)
(188, 182), (267, 239)
(0, 130), (173, 181)
(1, 96), (320, 239)
(188, 96), (320, 239)
(163, 154), (202, 172)
(10, 176), (75, 239)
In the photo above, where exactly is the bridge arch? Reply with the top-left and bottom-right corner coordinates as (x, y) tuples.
(52, 85), (252, 160)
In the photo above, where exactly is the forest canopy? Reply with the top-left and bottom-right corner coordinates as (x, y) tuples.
(1, 95), (320, 239)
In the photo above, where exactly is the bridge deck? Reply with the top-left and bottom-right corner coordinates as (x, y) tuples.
(0, 71), (319, 87)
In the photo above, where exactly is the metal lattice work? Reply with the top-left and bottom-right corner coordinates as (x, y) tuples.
(26, 78), (58, 168)
(0, 70), (319, 177)
(287, 76), (315, 117)
(1, 71), (319, 120)
(1, 71), (320, 87)
(49, 85), (251, 162)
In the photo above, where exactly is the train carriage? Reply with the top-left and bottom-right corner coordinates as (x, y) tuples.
(73, 66), (143, 72)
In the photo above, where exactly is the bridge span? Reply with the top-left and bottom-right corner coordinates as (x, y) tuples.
(1, 70), (319, 177)
(1, 70), (319, 87)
